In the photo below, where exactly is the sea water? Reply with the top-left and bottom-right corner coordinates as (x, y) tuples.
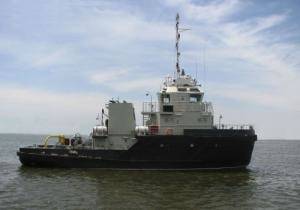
(0, 134), (299, 209)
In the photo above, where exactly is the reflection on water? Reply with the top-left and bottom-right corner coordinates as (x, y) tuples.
(1, 134), (300, 209)
(92, 169), (255, 209)
(14, 167), (256, 209)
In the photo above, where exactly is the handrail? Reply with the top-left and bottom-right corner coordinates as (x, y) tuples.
(216, 124), (254, 130)
(142, 101), (213, 114)
(43, 135), (65, 148)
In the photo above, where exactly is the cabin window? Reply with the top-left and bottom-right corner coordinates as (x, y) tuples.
(162, 94), (170, 103)
(190, 94), (201, 102)
(178, 87), (187, 92)
(190, 88), (200, 92)
(163, 105), (173, 112)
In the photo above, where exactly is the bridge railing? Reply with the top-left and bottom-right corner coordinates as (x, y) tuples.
(215, 124), (254, 130)
(200, 102), (214, 114)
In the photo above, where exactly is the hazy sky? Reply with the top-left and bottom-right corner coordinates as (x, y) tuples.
(0, 0), (299, 139)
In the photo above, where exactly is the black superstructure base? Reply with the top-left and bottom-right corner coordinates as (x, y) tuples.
(17, 132), (257, 170)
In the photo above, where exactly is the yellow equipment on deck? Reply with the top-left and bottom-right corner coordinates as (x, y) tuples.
(43, 135), (68, 148)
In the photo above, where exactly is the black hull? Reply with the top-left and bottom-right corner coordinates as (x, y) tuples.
(18, 134), (256, 170)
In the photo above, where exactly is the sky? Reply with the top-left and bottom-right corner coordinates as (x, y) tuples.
(0, 0), (299, 139)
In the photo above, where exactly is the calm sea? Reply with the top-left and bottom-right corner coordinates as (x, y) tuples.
(0, 134), (299, 210)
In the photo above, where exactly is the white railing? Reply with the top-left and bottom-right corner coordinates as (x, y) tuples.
(200, 102), (214, 114)
(216, 124), (254, 130)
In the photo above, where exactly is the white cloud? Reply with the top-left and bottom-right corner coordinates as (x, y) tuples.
(0, 37), (77, 70)
(89, 69), (163, 92)
(0, 0), (299, 138)
(0, 84), (151, 134)
(112, 78), (162, 92)
(68, 7), (174, 49)
(172, 1), (300, 112)
(208, 82), (300, 112)
(212, 13), (300, 112)
(164, 0), (300, 139)
(31, 48), (69, 68)
(0, 85), (109, 134)
(165, 0), (242, 23)
(90, 69), (129, 84)
(212, 101), (300, 140)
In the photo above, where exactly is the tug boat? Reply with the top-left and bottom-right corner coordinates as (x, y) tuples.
(17, 14), (257, 169)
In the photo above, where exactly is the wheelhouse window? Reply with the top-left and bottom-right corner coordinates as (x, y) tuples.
(163, 105), (173, 112)
(189, 88), (200, 92)
(178, 87), (187, 92)
(161, 94), (170, 103)
(190, 94), (201, 102)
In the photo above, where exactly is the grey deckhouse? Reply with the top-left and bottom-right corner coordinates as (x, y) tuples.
(142, 72), (214, 136)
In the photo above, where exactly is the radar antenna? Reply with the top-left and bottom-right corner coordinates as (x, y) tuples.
(175, 13), (190, 78)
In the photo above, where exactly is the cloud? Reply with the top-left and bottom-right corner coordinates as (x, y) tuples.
(0, 37), (77, 70)
(164, 0), (300, 138)
(0, 85), (109, 134)
(165, 0), (242, 23)
(89, 69), (163, 92)
(212, 12), (300, 112)
(0, 2), (175, 72)
(113, 78), (162, 92)
(90, 69), (129, 84)
(0, 84), (149, 134)
(170, 1), (300, 112)
(67, 6), (174, 49)
(0, 0), (299, 138)
(208, 82), (300, 112)
(31, 48), (69, 68)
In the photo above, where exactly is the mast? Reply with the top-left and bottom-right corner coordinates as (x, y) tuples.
(175, 13), (181, 78)
(175, 13), (190, 79)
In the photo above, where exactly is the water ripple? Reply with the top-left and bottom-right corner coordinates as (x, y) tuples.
(0, 135), (300, 209)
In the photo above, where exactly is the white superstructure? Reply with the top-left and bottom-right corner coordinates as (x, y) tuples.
(142, 73), (214, 135)
(141, 13), (214, 135)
